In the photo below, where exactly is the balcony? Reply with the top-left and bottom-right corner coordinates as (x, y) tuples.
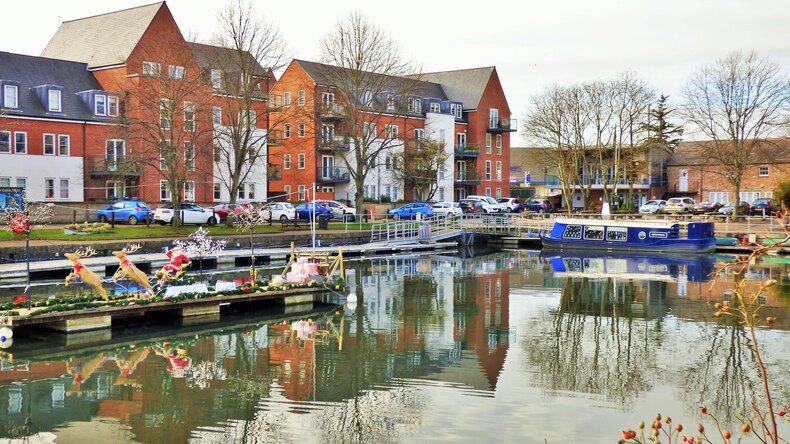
(454, 144), (481, 158)
(454, 171), (481, 185)
(316, 166), (351, 183)
(86, 156), (142, 177)
(487, 118), (518, 133)
(268, 164), (283, 181)
(267, 130), (282, 146)
(318, 135), (350, 152)
(320, 102), (344, 119)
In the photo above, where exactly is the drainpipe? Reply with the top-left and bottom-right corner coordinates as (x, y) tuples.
(83, 120), (88, 222)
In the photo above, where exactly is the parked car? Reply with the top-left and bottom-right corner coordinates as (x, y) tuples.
(749, 198), (780, 216)
(97, 200), (152, 225)
(153, 203), (221, 225)
(459, 199), (486, 214)
(211, 203), (233, 222)
(718, 201), (751, 216)
(638, 199), (666, 215)
(466, 195), (500, 213)
(665, 197), (696, 213)
(496, 198), (519, 213)
(294, 202), (333, 220)
(692, 201), (723, 214)
(432, 201), (462, 217)
(260, 202), (296, 222)
(313, 200), (356, 222)
(519, 198), (555, 214)
(387, 202), (433, 220)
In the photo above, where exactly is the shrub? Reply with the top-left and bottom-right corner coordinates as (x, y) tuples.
(64, 222), (112, 234)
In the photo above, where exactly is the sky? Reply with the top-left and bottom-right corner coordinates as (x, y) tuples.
(2, 0), (789, 145)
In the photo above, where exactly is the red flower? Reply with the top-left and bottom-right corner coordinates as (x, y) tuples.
(241, 287), (251, 293)
(13, 295), (28, 304)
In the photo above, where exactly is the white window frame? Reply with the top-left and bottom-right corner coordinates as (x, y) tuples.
(297, 90), (305, 106)
(43, 134), (55, 155)
(283, 91), (291, 107)
(184, 101), (195, 132)
(48, 89), (62, 112)
(759, 166), (769, 177)
(211, 69), (222, 89)
(44, 178), (55, 199)
(169, 65), (185, 80)
(15, 177), (26, 190)
(142, 61), (161, 77)
(160, 99), (171, 129)
(485, 187), (492, 197)
(3, 85), (18, 108)
(385, 124), (398, 139)
(485, 160), (492, 181)
(59, 178), (70, 199)
(284, 185), (292, 201)
(106, 180), (125, 200)
(184, 141), (195, 170)
(0, 177), (10, 187)
(429, 102), (440, 113)
(709, 192), (728, 204)
(14, 132), (26, 154)
(496, 161), (502, 181)
(160, 180), (172, 201)
(489, 108), (499, 128)
(486, 133), (492, 154)
(454, 104), (462, 119)
(298, 185), (306, 201)
(0, 131), (8, 153)
(213, 182), (221, 201)
(457, 133), (466, 148)
(496, 188), (502, 199)
(297, 122), (305, 137)
(248, 183), (255, 200)
(108, 96), (119, 116)
(298, 153), (305, 169)
(284, 154), (291, 170)
(496, 134), (502, 154)
(184, 181), (195, 202)
(58, 134), (70, 156)
(212, 106), (222, 126)
(284, 123), (291, 138)
(95, 94), (107, 116)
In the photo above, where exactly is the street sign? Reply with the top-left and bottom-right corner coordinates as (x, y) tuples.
(0, 187), (24, 212)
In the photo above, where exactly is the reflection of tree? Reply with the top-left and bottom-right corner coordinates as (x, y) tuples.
(523, 277), (660, 408)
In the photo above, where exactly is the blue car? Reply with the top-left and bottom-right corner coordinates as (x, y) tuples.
(294, 202), (333, 220)
(97, 200), (152, 225)
(387, 202), (433, 220)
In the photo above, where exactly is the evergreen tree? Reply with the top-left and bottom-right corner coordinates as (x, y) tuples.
(643, 95), (683, 150)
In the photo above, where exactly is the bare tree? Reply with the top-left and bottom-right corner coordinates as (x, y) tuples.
(118, 41), (215, 226)
(391, 137), (451, 202)
(682, 51), (790, 216)
(318, 12), (424, 213)
(206, 0), (289, 224)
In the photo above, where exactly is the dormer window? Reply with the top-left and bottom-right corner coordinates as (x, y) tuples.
(108, 96), (119, 116)
(48, 90), (61, 112)
(408, 98), (421, 113)
(169, 65), (185, 80)
(429, 102), (440, 113)
(95, 94), (107, 116)
(142, 61), (161, 77)
(211, 69), (222, 89)
(3, 85), (18, 108)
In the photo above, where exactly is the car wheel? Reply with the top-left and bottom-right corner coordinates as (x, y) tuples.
(158, 221), (166, 226)
(506, 208), (512, 213)
(207, 216), (216, 226)
(128, 215), (138, 225)
(344, 213), (355, 223)
(538, 209), (544, 214)
(99, 215), (108, 223)
(393, 214), (400, 221)
(280, 214), (288, 222)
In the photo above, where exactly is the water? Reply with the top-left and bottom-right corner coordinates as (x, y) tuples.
(1, 250), (789, 443)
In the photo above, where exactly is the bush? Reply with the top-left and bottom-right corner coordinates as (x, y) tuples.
(64, 222), (112, 234)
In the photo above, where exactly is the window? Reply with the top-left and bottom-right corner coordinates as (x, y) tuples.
(496, 161), (502, 181)
(238, 183), (246, 199)
(159, 141), (170, 170)
(486, 133), (492, 154)
(297, 90), (305, 106)
(429, 102), (440, 113)
(297, 185), (305, 201)
(142, 61), (161, 77)
(14, 132), (26, 154)
(95, 94), (107, 115)
(284, 154), (291, 169)
(496, 134), (502, 154)
(321, 186), (334, 193)
(58, 135), (70, 156)
(240, 110), (257, 128)
(213, 183), (221, 201)
(453, 103), (463, 119)
(160, 99), (170, 129)
(3, 85), (18, 108)
(59, 179), (69, 199)
(759, 166), (769, 177)
(363, 122), (376, 138)
(48, 90), (61, 112)
(414, 128), (424, 149)
(169, 65), (185, 80)
(408, 97), (422, 113)
(489, 108), (499, 128)
(385, 125), (398, 139)
(211, 69), (222, 89)
(44, 178), (55, 199)
(739, 191), (761, 203)
(606, 226), (628, 242)
(562, 225), (583, 239)
(108, 96), (119, 116)
(496, 188), (503, 199)
(184, 102), (194, 131)
(160, 180), (171, 201)
(709, 192), (728, 204)
(184, 181), (195, 202)
(283, 185), (291, 201)
(248, 183), (255, 200)
(284, 123), (291, 138)
(456, 133), (466, 147)
(485, 187), (492, 197)
(297, 122), (305, 137)
(584, 226), (605, 240)
(42, 134), (55, 155)
(283, 91), (291, 106)
(15, 177), (25, 190)
(106, 181), (124, 200)
(184, 142), (195, 170)
(213, 107), (222, 126)
(322, 92), (334, 105)
(385, 154), (392, 170)
(0, 131), (8, 153)
(485, 160), (492, 180)
(0, 177), (9, 187)
(213, 144), (221, 162)
(298, 153), (305, 169)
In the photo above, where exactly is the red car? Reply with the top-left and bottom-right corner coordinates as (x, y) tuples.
(211, 202), (255, 222)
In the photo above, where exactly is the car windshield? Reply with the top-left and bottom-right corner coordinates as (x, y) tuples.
(753, 199), (769, 204)
(668, 199), (682, 204)
(644, 200), (660, 205)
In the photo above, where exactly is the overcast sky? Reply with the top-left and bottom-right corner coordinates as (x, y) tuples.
(2, 0), (789, 144)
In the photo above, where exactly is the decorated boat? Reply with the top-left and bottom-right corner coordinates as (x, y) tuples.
(543, 251), (715, 282)
(540, 218), (716, 253)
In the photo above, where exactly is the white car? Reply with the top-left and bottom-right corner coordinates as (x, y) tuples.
(496, 198), (519, 213)
(313, 200), (356, 222)
(154, 203), (221, 225)
(466, 195), (500, 213)
(432, 201), (462, 216)
(665, 197), (696, 213)
(639, 199), (667, 215)
(261, 202), (296, 222)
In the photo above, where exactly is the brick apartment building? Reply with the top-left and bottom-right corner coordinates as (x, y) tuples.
(268, 60), (515, 204)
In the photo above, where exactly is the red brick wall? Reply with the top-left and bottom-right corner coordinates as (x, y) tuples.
(667, 163), (790, 203)
(468, 68), (512, 198)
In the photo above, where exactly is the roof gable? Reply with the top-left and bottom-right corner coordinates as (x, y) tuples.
(421, 67), (495, 110)
(41, 2), (163, 68)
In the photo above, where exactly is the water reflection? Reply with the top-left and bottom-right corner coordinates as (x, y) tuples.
(0, 251), (788, 442)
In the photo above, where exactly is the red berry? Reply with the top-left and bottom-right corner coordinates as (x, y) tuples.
(723, 430), (731, 439)
(779, 411), (787, 417)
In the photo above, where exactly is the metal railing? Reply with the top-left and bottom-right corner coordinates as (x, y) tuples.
(318, 135), (350, 151)
(454, 144), (481, 157)
(85, 156), (142, 177)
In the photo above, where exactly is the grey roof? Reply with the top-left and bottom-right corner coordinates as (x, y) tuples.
(421, 67), (495, 110)
(188, 42), (269, 77)
(0, 52), (106, 121)
(294, 59), (448, 101)
(41, 2), (163, 68)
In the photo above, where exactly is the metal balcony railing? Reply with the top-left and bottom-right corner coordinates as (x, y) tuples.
(318, 135), (350, 151)
(320, 102), (344, 119)
(86, 156), (142, 177)
(267, 130), (282, 146)
(454, 144), (481, 157)
(454, 171), (481, 184)
(487, 118), (517, 132)
(316, 166), (351, 183)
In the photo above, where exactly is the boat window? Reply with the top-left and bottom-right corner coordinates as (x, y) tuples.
(562, 258), (582, 272)
(584, 226), (604, 240)
(606, 226), (628, 242)
(562, 225), (583, 239)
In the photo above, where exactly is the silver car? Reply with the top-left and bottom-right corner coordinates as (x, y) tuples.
(432, 201), (462, 216)
(313, 200), (356, 222)
(639, 199), (666, 215)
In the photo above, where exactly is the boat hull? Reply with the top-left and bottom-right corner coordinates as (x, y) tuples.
(541, 235), (716, 253)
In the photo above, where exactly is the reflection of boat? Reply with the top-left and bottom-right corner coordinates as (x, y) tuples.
(544, 252), (715, 282)
(541, 218), (716, 253)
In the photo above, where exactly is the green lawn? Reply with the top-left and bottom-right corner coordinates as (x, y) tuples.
(0, 222), (375, 242)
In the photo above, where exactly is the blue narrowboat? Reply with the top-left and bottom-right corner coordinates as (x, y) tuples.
(543, 251), (715, 282)
(541, 218), (716, 253)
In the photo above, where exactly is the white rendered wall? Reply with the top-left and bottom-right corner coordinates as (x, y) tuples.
(213, 128), (269, 202)
(425, 113), (455, 202)
(0, 154), (83, 202)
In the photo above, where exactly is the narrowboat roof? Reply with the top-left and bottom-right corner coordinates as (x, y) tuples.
(553, 218), (688, 229)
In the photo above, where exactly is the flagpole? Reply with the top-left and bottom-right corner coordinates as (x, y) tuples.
(311, 183), (316, 250)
